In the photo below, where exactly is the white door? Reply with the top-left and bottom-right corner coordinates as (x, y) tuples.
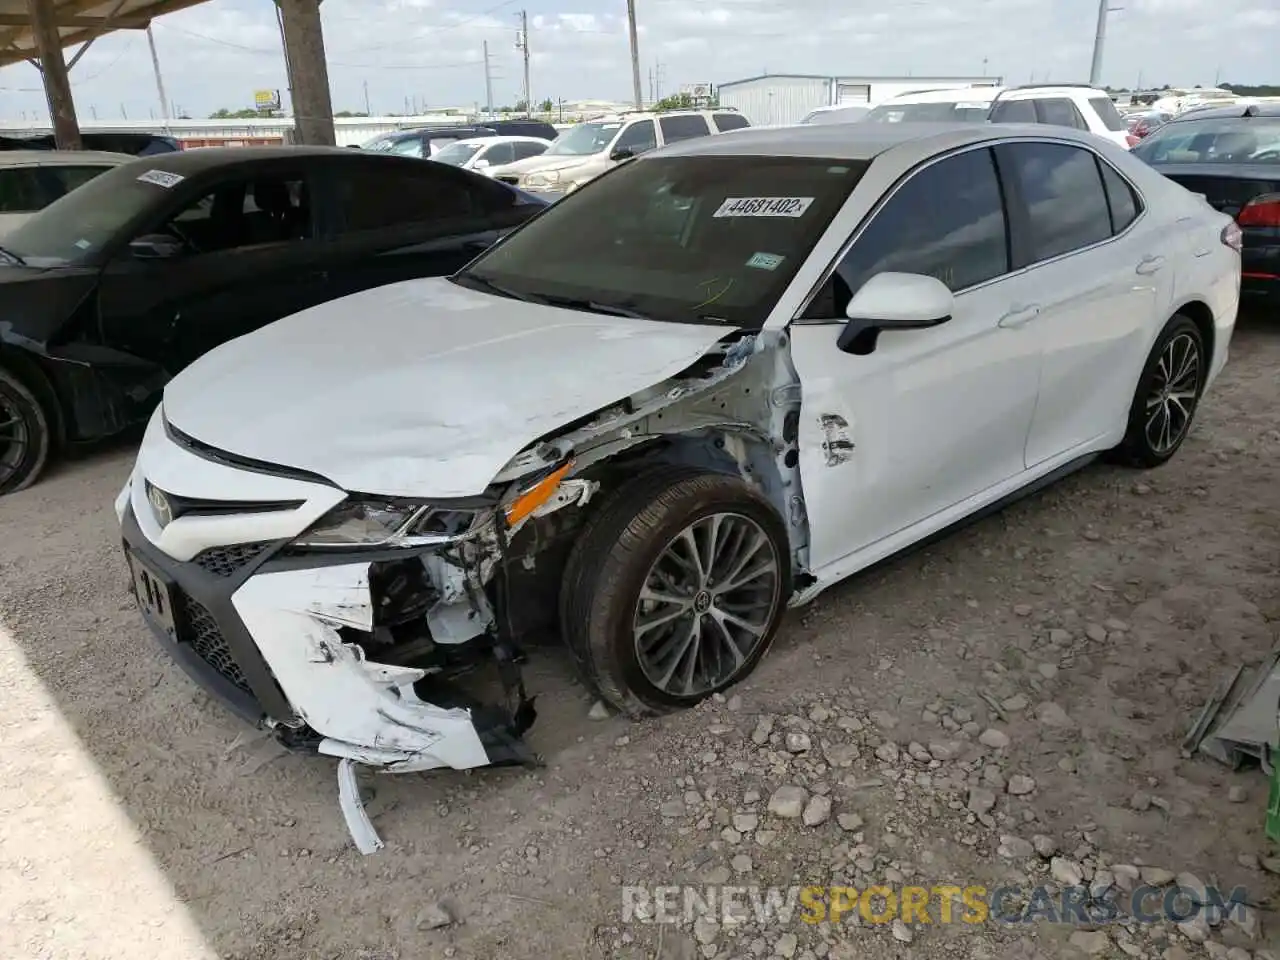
(837, 84), (870, 105)
(996, 141), (1167, 466)
(787, 146), (1043, 571)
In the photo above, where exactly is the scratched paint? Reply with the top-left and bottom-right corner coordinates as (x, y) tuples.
(818, 414), (854, 466)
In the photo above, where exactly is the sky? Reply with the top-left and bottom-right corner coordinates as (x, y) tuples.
(0, 0), (1276, 122)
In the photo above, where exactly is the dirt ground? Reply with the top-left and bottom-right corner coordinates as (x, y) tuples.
(2, 310), (1279, 960)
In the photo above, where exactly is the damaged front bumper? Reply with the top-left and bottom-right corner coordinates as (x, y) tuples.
(117, 439), (539, 852)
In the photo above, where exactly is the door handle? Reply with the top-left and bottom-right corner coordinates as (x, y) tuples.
(997, 303), (1041, 329)
(1135, 254), (1165, 275)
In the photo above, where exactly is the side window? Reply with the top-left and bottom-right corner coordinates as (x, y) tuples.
(156, 176), (311, 252)
(1098, 159), (1141, 233)
(658, 114), (711, 143)
(812, 148), (1009, 317)
(990, 99), (1036, 124)
(513, 141), (547, 160)
(1004, 142), (1112, 261)
(481, 142), (515, 166)
(389, 138), (424, 158)
(613, 120), (657, 155)
(0, 168), (49, 212)
(43, 165), (112, 196)
(1089, 96), (1129, 132)
(1035, 98), (1087, 130)
(713, 112), (751, 132)
(334, 164), (483, 232)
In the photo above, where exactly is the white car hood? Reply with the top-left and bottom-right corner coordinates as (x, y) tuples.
(161, 277), (736, 498)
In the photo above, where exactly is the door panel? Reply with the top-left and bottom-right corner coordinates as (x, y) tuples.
(790, 146), (1041, 570)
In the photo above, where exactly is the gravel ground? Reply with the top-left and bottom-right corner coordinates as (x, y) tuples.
(2, 310), (1279, 960)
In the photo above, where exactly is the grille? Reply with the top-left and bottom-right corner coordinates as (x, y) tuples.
(174, 590), (252, 694)
(192, 542), (269, 578)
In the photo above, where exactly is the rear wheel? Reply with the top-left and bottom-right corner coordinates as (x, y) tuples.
(0, 366), (52, 495)
(560, 468), (790, 717)
(1112, 314), (1205, 468)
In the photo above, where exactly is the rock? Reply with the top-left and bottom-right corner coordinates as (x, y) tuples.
(1176, 913), (1209, 943)
(1048, 628), (1073, 645)
(1228, 903), (1259, 940)
(1129, 791), (1153, 812)
(1058, 755), (1078, 773)
(928, 740), (961, 761)
(416, 902), (454, 930)
(1112, 864), (1140, 891)
(870, 710), (898, 729)
(727, 694), (743, 712)
(785, 731), (812, 753)
(1140, 866), (1174, 886)
(767, 786), (808, 819)
(891, 919), (913, 943)
(1228, 785), (1248, 803)
(979, 728), (1011, 749)
(731, 853), (753, 875)
(822, 742), (859, 767)
(660, 799), (686, 818)
(874, 741), (900, 764)
(1032, 835), (1058, 858)
(1014, 604), (1033, 617)
(1035, 702), (1074, 727)
(1051, 857), (1084, 886)
(751, 716), (775, 746)
(1225, 949), (1252, 960)
(1037, 663), (1059, 680)
(967, 787), (997, 815)
(693, 916), (719, 945)
(733, 813), (759, 833)
(1001, 694), (1029, 712)
(951, 706), (973, 723)
(721, 828), (742, 844)
(802, 795), (832, 827)
(705, 866), (732, 884)
(836, 813), (864, 832)
(1007, 775), (1036, 796)
(1263, 856), (1280, 875)
(774, 932), (799, 959)
(998, 835), (1036, 859)
(1068, 930), (1110, 954)
(1161, 949), (1191, 960)
(587, 700), (611, 720)
(1085, 623), (1108, 642)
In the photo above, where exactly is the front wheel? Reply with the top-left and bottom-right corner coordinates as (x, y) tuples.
(1111, 314), (1205, 469)
(560, 469), (791, 718)
(0, 366), (52, 495)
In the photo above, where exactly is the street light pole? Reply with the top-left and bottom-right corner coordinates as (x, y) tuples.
(626, 0), (643, 109)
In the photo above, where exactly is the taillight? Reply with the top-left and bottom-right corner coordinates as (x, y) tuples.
(1125, 133), (1140, 148)
(1221, 221), (1243, 253)
(1237, 194), (1280, 228)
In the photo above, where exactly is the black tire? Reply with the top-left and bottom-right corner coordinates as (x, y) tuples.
(1111, 313), (1205, 469)
(559, 467), (791, 718)
(0, 365), (52, 496)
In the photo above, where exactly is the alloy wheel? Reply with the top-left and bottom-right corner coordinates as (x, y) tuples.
(1144, 332), (1201, 455)
(0, 394), (29, 490)
(632, 512), (782, 697)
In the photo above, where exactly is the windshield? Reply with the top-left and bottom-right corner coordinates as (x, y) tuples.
(455, 154), (868, 329)
(432, 142), (482, 166)
(545, 121), (622, 156)
(865, 100), (992, 123)
(361, 133), (397, 151)
(3, 163), (165, 267)
(1131, 118), (1280, 164)
(804, 106), (869, 125)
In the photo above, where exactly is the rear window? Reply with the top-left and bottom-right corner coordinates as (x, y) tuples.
(659, 114), (711, 143)
(1131, 117), (1280, 164)
(865, 100), (993, 123)
(1089, 97), (1128, 131)
(713, 112), (751, 132)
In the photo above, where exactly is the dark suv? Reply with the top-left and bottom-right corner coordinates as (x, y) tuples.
(360, 120), (559, 158)
(0, 131), (182, 156)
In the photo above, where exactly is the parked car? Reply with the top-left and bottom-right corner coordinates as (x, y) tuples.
(1126, 109), (1173, 140)
(114, 121), (1238, 851)
(1130, 102), (1280, 303)
(430, 135), (550, 174)
(360, 119), (559, 158)
(801, 105), (870, 124)
(0, 149), (130, 236)
(0, 146), (547, 494)
(486, 108), (751, 198)
(865, 84), (1135, 148)
(0, 131), (182, 155)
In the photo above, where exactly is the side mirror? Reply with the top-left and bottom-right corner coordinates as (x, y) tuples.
(129, 233), (186, 260)
(609, 146), (635, 162)
(473, 158), (490, 169)
(837, 272), (953, 355)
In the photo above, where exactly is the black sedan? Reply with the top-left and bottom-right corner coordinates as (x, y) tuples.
(0, 146), (546, 494)
(1130, 103), (1280, 304)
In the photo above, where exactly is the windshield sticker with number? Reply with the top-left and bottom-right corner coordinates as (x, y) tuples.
(136, 169), (185, 188)
(713, 197), (814, 218)
(746, 252), (785, 270)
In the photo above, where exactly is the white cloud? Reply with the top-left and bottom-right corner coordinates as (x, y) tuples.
(0, 0), (1270, 123)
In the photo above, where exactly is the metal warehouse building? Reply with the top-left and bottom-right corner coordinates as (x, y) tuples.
(717, 74), (1002, 126)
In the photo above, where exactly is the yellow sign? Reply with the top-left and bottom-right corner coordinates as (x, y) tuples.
(253, 89), (281, 110)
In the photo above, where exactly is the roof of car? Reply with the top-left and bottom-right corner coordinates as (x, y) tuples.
(115, 145), (366, 173)
(648, 121), (1102, 162)
(0, 149), (132, 166)
(453, 135), (549, 146)
(1169, 102), (1280, 122)
(882, 84), (1110, 106)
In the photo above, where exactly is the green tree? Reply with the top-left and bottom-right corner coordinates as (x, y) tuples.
(208, 107), (262, 119)
(654, 92), (694, 110)
(539, 98), (554, 112)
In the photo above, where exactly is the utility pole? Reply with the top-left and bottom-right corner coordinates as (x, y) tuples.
(26, 0), (81, 148)
(626, 0), (643, 110)
(363, 79), (371, 115)
(145, 24), (171, 135)
(515, 11), (531, 118)
(1089, 0), (1123, 87)
(483, 40), (494, 119)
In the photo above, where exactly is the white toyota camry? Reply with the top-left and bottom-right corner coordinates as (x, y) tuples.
(116, 121), (1240, 849)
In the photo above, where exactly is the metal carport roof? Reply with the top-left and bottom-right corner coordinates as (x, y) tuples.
(0, 0), (209, 68)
